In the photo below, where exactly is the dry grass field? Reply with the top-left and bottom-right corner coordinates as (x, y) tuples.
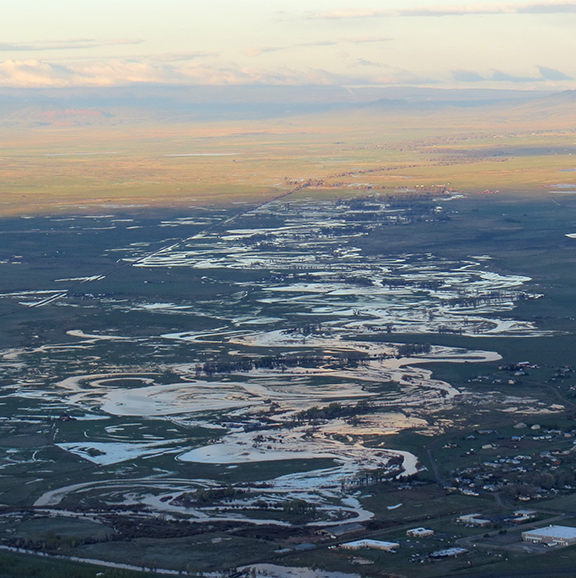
(2, 96), (576, 216)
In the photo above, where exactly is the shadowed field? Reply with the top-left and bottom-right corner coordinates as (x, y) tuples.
(3, 91), (576, 578)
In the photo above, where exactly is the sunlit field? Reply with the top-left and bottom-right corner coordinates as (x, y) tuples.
(1, 98), (576, 216)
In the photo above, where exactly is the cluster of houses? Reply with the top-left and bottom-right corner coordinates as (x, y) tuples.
(471, 362), (574, 386)
(448, 428), (576, 497)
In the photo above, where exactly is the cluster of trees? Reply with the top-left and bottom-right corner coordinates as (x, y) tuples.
(342, 457), (405, 490)
(282, 498), (316, 516)
(330, 164), (419, 182)
(175, 484), (248, 506)
(198, 349), (376, 376)
(107, 515), (216, 540)
(345, 275), (374, 286)
(8, 531), (113, 553)
(397, 343), (432, 357)
(342, 212), (394, 223)
(414, 280), (444, 290)
(199, 353), (326, 375)
(382, 277), (408, 287)
(447, 291), (516, 308)
(338, 194), (442, 213)
(437, 325), (464, 335)
(293, 401), (373, 423)
(338, 197), (383, 211)
(201, 358), (254, 375)
(282, 324), (325, 336)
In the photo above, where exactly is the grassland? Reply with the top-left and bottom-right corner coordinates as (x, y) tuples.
(1, 97), (576, 216)
(0, 551), (157, 578)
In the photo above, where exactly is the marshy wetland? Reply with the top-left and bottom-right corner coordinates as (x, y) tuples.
(3, 186), (576, 576)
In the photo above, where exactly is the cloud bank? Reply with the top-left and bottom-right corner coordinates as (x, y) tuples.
(0, 58), (571, 89)
(451, 66), (573, 83)
(0, 59), (357, 87)
(312, 2), (576, 19)
(245, 36), (390, 57)
(0, 57), (438, 88)
(0, 39), (142, 52)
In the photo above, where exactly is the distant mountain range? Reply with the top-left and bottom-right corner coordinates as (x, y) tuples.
(0, 85), (569, 126)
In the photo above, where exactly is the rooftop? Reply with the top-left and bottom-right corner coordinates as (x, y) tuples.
(342, 539), (400, 550)
(523, 525), (576, 540)
(430, 547), (468, 558)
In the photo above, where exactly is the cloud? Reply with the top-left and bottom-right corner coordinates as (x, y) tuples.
(311, 2), (576, 19)
(346, 36), (391, 43)
(245, 41), (337, 57)
(244, 46), (285, 57)
(245, 36), (391, 57)
(452, 70), (486, 82)
(450, 66), (573, 84)
(0, 60), (79, 87)
(0, 58), (305, 87)
(356, 58), (383, 67)
(517, 2), (576, 11)
(537, 65), (572, 80)
(151, 52), (217, 63)
(0, 57), (434, 88)
(492, 69), (540, 82)
(0, 57), (571, 89)
(0, 38), (143, 52)
(312, 9), (384, 19)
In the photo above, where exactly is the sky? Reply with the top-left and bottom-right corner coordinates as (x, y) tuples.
(0, 0), (575, 90)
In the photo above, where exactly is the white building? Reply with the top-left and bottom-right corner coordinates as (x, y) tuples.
(341, 539), (399, 552)
(406, 527), (434, 538)
(522, 525), (576, 546)
(507, 509), (537, 524)
(429, 547), (468, 558)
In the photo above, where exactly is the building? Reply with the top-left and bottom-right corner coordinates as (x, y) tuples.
(406, 527), (434, 538)
(429, 547), (468, 559)
(506, 509), (537, 524)
(515, 509), (536, 516)
(457, 513), (492, 527)
(341, 539), (399, 552)
(317, 522), (365, 540)
(522, 525), (576, 546)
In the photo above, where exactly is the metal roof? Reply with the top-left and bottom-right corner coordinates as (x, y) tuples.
(523, 525), (576, 540)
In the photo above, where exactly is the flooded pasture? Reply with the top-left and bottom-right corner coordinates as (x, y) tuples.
(0, 195), (559, 571)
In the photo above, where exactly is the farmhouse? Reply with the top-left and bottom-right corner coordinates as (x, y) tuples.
(522, 525), (576, 546)
(406, 527), (434, 538)
(341, 539), (399, 552)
